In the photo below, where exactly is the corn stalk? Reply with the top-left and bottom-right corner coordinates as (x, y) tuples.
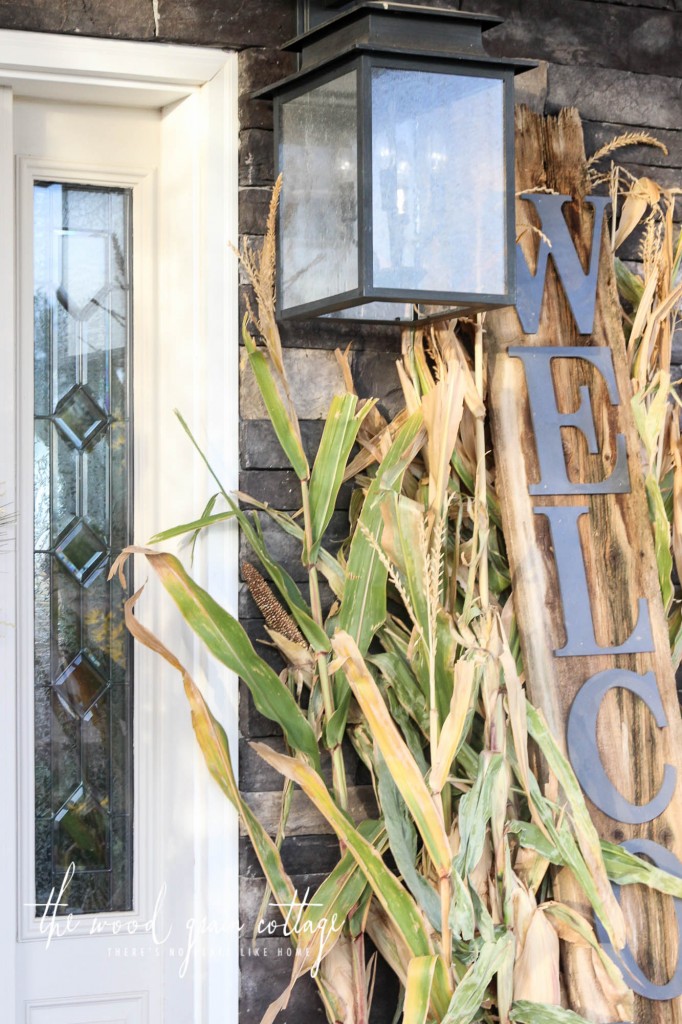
(113, 153), (682, 1024)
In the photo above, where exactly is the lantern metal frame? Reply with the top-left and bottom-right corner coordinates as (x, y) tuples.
(298, 0), (351, 33)
(258, 3), (536, 326)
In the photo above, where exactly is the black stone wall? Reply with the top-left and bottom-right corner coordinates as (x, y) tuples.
(3, 1), (679, 1020)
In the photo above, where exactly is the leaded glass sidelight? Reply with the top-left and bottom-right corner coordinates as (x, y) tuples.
(33, 183), (133, 915)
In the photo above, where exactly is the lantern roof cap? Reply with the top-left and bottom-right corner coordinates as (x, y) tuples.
(254, 2), (536, 99)
(287, 3), (505, 52)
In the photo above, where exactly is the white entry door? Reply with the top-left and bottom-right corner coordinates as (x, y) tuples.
(0, 34), (239, 1024)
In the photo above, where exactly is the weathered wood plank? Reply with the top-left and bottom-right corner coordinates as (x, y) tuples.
(547, 64), (682, 130)
(486, 105), (682, 1024)
(514, 62), (549, 114)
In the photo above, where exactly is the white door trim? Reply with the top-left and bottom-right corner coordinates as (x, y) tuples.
(0, 31), (239, 1024)
(0, 29), (230, 106)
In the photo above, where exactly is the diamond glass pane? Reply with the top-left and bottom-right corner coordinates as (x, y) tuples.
(54, 384), (108, 450)
(54, 652), (108, 720)
(33, 182), (133, 916)
(55, 518), (108, 583)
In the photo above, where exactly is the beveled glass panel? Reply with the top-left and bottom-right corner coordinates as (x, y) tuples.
(280, 70), (358, 310)
(55, 518), (107, 583)
(34, 554), (51, 684)
(33, 182), (133, 916)
(54, 385), (108, 450)
(371, 67), (506, 296)
(55, 786), (109, 871)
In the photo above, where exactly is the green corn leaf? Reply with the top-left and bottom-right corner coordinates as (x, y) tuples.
(308, 394), (374, 560)
(441, 933), (514, 1024)
(338, 410), (425, 660)
(324, 688), (352, 748)
(469, 884), (495, 943)
(292, 819), (384, 976)
(601, 838), (682, 897)
(334, 630), (453, 879)
(434, 609), (459, 724)
(507, 820), (562, 863)
(450, 868), (476, 943)
(513, 822), (682, 899)
(227, 497), (330, 653)
(370, 651), (430, 736)
(236, 493), (346, 597)
(520, 756), (627, 958)
(164, 409), (331, 646)
(375, 747), (475, 941)
(381, 684), (429, 775)
(375, 749), (443, 932)
(511, 1001), (594, 1024)
(670, 604), (682, 670)
(251, 742), (437, 965)
(615, 256), (644, 307)
(456, 752), (504, 877)
(525, 702), (626, 952)
(190, 492), (220, 562)
(381, 493), (430, 642)
(403, 956), (439, 1024)
(120, 586), (297, 916)
(115, 547), (321, 770)
(450, 448), (502, 528)
(121, 588), (348, 1024)
(242, 317), (309, 481)
(645, 474), (674, 613)
(333, 411), (425, 729)
(456, 741), (480, 781)
(348, 876), (375, 938)
(149, 509), (235, 544)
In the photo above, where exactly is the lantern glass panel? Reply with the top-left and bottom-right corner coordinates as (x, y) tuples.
(280, 70), (358, 310)
(371, 67), (506, 297)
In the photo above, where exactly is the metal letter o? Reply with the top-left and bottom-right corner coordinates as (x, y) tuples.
(595, 839), (682, 1000)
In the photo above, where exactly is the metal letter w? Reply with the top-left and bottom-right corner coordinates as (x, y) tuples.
(516, 194), (610, 336)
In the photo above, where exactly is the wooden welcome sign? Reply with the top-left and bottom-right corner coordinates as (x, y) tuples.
(486, 107), (682, 1024)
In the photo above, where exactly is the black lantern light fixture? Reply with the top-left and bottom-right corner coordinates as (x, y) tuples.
(257, 1), (535, 326)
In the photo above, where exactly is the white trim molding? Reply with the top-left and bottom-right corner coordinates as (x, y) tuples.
(0, 29), (230, 107)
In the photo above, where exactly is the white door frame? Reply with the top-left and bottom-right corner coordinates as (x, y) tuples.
(0, 31), (240, 1024)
